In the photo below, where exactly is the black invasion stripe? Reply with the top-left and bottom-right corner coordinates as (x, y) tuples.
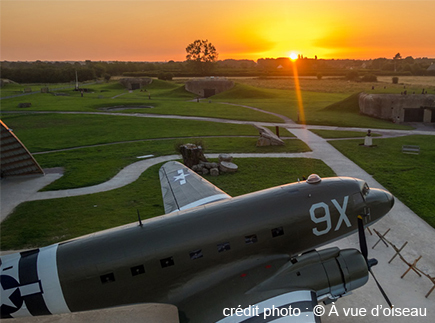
(19, 249), (51, 316)
(240, 296), (319, 323)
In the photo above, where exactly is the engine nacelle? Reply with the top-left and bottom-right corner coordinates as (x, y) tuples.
(253, 247), (368, 299)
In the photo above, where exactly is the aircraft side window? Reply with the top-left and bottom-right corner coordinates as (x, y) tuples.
(217, 242), (231, 252)
(100, 273), (115, 284)
(245, 234), (258, 244)
(271, 227), (284, 237)
(130, 265), (145, 276)
(160, 257), (175, 268)
(189, 249), (203, 260)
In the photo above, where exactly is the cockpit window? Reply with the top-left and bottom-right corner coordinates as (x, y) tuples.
(362, 182), (370, 196)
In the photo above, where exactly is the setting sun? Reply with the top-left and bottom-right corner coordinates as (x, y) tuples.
(289, 53), (298, 61)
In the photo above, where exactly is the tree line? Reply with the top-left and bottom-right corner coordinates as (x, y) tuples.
(1, 48), (434, 84)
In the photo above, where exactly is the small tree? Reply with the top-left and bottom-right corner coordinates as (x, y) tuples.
(393, 53), (402, 72)
(103, 73), (111, 83)
(392, 76), (399, 84)
(185, 39), (218, 75)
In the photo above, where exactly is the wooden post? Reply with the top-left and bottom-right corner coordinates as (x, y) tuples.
(372, 228), (390, 249)
(401, 255), (422, 279)
(425, 277), (435, 298)
(388, 241), (408, 264)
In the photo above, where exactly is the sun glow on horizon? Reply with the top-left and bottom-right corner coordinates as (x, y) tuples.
(289, 52), (298, 61)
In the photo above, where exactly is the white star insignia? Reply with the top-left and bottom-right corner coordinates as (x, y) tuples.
(1, 283), (18, 308)
(173, 169), (189, 185)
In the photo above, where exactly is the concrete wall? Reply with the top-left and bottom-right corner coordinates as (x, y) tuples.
(119, 78), (152, 90)
(359, 93), (435, 123)
(185, 77), (234, 98)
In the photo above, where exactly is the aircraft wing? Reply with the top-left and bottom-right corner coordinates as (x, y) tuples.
(172, 254), (322, 323)
(159, 161), (231, 214)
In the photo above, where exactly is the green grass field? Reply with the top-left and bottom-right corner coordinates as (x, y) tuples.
(34, 137), (310, 191)
(330, 135), (435, 228)
(1, 76), (434, 250)
(0, 81), (283, 123)
(2, 78), (415, 128)
(1, 113), (260, 152)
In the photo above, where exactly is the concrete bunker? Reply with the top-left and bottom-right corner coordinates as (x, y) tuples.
(119, 78), (152, 90)
(185, 77), (234, 98)
(359, 93), (435, 123)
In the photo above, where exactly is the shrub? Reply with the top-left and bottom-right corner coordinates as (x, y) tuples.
(392, 76), (399, 84)
(361, 73), (377, 82)
(316, 73), (323, 80)
(158, 72), (174, 81)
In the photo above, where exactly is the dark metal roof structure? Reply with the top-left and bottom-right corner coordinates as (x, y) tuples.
(0, 120), (44, 177)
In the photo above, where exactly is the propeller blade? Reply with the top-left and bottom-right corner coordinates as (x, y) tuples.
(369, 268), (393, 308)
(357, 215), (368, 261)
(358, 215), (393, 308)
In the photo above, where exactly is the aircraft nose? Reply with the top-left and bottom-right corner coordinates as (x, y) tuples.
(385, 190), (395, 209)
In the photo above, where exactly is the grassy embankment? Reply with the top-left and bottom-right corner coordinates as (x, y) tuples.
(213, 82), (413, 129)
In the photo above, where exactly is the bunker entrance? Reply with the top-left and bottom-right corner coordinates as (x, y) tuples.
(203, 89), (216, 98)
(131, 83), (141, 90)
(404, 108), (424, 122)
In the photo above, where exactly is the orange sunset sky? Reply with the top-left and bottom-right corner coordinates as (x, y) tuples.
(1, 0), (434, 62)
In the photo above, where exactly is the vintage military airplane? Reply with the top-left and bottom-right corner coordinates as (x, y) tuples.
(1, 161), (394, 322)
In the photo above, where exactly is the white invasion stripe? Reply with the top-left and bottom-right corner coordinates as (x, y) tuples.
(175, 194), (230, 212)
(37, 244), (71, 314)
(215, 290), (314, 323)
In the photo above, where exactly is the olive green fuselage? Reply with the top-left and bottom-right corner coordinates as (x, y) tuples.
(56, 177), (390, 312)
